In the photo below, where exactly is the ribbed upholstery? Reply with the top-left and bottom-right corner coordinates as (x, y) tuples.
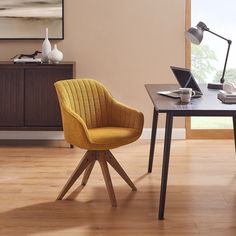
(56, 79), (111, 128)
(55, 79), (144, 150)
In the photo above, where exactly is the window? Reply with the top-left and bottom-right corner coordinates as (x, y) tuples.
(190, 0), (235, 130)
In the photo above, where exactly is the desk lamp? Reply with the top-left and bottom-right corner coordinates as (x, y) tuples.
(185, 21), (232, 89)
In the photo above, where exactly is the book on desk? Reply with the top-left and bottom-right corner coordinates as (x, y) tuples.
(217, 90), (236, 104)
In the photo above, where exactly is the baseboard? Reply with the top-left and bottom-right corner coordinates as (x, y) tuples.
(140, 128), (186, 140)
(0, 128), (186, 140)
(0, 131), (64, 140)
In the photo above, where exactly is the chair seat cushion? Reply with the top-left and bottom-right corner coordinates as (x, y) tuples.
(87, 127), (141, 150)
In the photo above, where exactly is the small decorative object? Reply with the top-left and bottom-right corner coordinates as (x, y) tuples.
(11, 50), (42, 64)
(42, 28), (51, 63)
(11, 51), (42, 60)
(48, 44), (63, 64)
(223, 82), (236, 94)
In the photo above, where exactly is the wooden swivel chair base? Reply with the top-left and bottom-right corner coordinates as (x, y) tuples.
(57, 150), (137, 207)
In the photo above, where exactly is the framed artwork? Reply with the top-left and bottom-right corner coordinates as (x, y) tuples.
(0, 0), (64, 40)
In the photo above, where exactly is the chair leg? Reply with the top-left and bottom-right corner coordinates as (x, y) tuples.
(81, 158), (96, 186)
(97, 152), (117, 207)
(106, 151), (137, 191)
(57, 151), (94, 200)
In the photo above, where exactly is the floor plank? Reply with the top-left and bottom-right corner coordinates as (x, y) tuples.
(0, 140), (236, 235)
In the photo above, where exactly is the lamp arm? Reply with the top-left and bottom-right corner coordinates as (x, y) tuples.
(221, 40), (232, 84)
(207, 29), (230, 42)
(206, 29), (232, 84)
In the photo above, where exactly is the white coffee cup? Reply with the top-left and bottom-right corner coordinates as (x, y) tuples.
(179, 88), (195, 103)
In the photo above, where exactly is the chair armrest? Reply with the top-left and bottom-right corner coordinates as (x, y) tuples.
(61, 106), (92, 149)
(110, 99), (144, 132)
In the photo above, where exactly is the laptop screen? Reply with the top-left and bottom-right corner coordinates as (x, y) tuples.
(170, 66), (202, 94)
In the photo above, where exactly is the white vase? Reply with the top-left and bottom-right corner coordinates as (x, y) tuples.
(48, 44), (63, 64)
(42, 28), (51, 63)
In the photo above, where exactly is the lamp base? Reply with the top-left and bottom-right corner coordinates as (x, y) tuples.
(207, 83), (223, 90)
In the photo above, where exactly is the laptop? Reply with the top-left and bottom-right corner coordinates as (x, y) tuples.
(157, 66), (203, 98)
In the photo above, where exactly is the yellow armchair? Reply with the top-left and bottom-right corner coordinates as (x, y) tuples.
(55, 79), (144, 206)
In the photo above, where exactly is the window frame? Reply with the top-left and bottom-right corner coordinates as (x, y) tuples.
(185, 0), (234, 139)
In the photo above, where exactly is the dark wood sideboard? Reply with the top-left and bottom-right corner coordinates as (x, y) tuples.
(0, 62), (75, 131)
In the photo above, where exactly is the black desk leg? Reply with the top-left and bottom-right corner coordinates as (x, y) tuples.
(158, 113), (173, 220)
(70, 144), (74, 149)
(233, 116), (236, 153)
(148, 108), (159, 173)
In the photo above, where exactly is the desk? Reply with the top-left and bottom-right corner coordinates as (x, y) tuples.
(145, 84), (236, 220)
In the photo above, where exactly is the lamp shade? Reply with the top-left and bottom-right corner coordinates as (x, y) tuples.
(185, 27), (203, 45)
(185, 21), (209, 45)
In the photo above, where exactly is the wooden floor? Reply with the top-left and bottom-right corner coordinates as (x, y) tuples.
(0, 140), (236, 236)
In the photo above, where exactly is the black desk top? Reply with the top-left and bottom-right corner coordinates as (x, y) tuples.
(145, 84), (236, 116)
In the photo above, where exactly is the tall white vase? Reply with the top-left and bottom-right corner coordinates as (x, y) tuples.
(42, 28), (51, 63)
(48, 44), (63, 64)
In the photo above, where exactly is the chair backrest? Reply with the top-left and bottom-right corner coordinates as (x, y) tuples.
(55, 79), (113, 128)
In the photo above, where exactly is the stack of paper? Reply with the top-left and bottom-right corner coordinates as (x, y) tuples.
(217, 90), (236, 104)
